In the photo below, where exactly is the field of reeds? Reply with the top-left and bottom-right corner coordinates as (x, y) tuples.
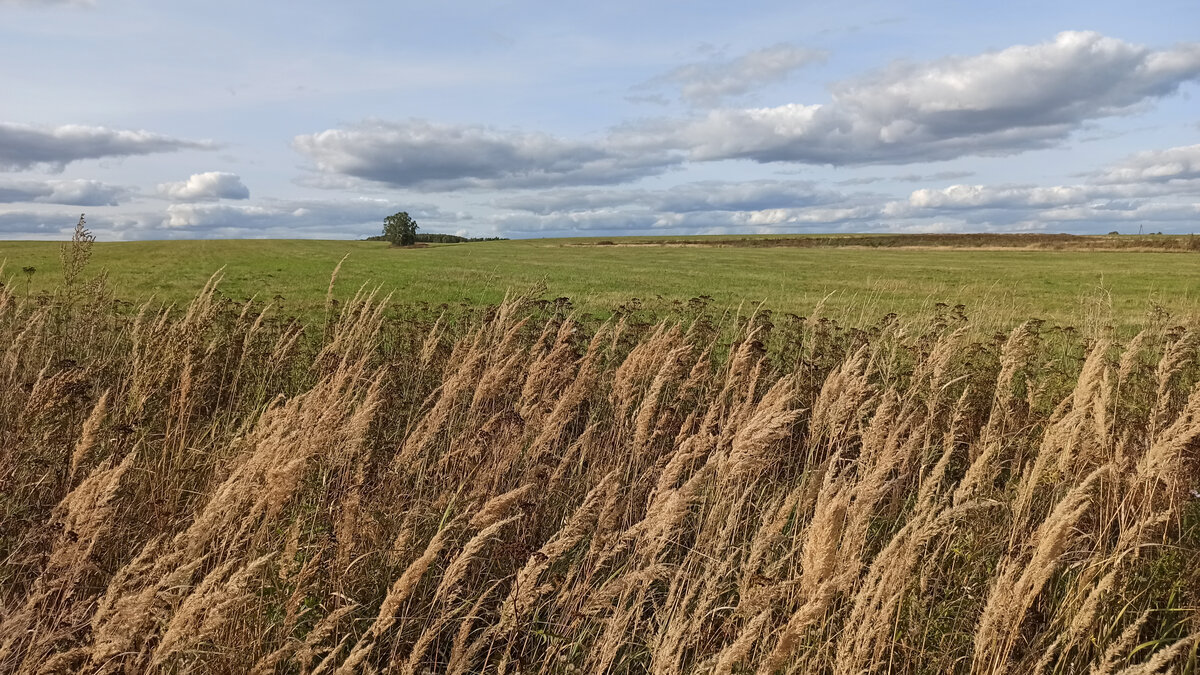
(1, 228), (1198, 674)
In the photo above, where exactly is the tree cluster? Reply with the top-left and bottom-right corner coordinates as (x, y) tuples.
(372, 212), (507, 244)
(382, 211), (419, 247)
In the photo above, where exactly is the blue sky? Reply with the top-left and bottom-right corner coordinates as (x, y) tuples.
(1, 0), (1198, 239)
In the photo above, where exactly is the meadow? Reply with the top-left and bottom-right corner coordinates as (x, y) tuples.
(2, 235), (1199, 330)
(0, 229), (1197, 673)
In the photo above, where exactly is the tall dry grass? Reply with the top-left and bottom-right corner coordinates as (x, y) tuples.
(0, 235), (1197, 673)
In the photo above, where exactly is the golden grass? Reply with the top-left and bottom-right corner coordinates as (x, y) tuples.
(0, 234), (1197, 674)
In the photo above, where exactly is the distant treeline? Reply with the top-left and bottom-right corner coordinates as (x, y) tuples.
(365, 233), (508, 243)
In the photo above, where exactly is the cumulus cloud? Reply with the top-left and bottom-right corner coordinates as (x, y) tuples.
(0, 178), (126, 206)
(0, 122), (211, 171)
(893, 144), (1200, 219)
(673, 32), (1200, 165)
(889, 185), (1101, 223)
(1093, 143), (1200, 184)
(902, 184), (1095, 210)
(879, 143), (1200, 230)
(157, 172), (250, 202)
(636, 43), (826, 106)
(296, 33), (1200, 191)
(293, 120), (680, 190)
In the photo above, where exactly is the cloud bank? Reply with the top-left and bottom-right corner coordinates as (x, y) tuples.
(1093, 144), (1200, 184)
(0, 123), (211, 171)
(296, 32), (1200, 200)
(0, 178), (126, 206)
(492, 142), (1200, 236)
(293, 120), (680, 190)
(676, 31), (1200, 165)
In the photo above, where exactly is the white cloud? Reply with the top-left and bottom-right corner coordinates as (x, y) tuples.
(0, 178), (125, 205)
(293, 120), (680, 190)
(877, 143), (1200, 230)
(0, 122), (211, 171)
(673, 32), (1200, 165)
(157, 172), (250, 202)
(893, 144), (1200, 220)
(1093, 143), (1200, 183)
(637, 43), (826, 106)
(904, 184), (1095, 210)
(295, 33), (1200, 192)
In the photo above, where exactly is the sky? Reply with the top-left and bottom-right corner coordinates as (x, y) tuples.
(0, 0), (1198, 240)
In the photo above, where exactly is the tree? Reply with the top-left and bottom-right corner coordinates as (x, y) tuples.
(383, 211), (419, 247)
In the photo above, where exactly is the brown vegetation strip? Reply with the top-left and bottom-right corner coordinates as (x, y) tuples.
(579, 232), (1200, 251)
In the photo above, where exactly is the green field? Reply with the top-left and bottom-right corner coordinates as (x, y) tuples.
(2, 237), (1198, 329)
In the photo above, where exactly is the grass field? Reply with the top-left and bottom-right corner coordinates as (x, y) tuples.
(1, 230), (1198, 673)
(2, 237), (1199, 329)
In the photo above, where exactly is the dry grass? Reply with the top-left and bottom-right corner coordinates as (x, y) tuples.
(0, 233), (1197, 674)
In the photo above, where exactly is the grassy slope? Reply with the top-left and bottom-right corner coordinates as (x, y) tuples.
(2, 238), (1198, 328)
